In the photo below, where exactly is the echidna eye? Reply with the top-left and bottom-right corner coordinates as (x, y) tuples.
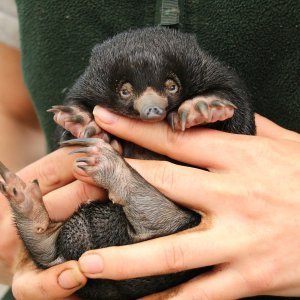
(119, 82), (133, 99)
(120, 89), (130, 97)
(165, 79), (179, 94)
(169, 84), (178, 92)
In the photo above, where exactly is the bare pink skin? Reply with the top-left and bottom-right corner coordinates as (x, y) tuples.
(47, 105), (107, 139)
(0, 162), (50, 233)
(48, 105), (123, 154)
(168, 96), (236, 131)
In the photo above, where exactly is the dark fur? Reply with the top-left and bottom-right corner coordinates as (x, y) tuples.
(64, 27), (255, 136)
(28, 27), (256, 299)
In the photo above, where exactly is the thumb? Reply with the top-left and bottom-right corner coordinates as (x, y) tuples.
(13, 260), (87, 299)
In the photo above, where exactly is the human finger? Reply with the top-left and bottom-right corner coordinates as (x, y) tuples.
(126, 159), (239, 212)
(93, 106), (257, 170)
(44, 180), (107, 221)
(13, 260), (86, 300)
(142, 266), (250, 300)
(255, 114), (300, 142)
(17, 147), (80, 195)
(78, 228), (236, 280)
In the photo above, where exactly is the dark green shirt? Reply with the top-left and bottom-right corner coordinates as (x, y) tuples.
(15, 0), (299, 151)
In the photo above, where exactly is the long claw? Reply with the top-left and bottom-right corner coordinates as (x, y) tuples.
(47, 105), (74, 113)
(60, 138), (99, 147)
(76, 157), (90, 163)
(210, 100), (226, 107)
(65, 115), (85, 124)
(100, 133), (111, 143)
(77, 164), (89, 171)
(167, 113), (176, 131)
(195, 101), (209, 119)
(69, 147), (93, 155)
(76, 157), (98, 166)
(110, 139), (123, 154)
(222, 100), (237, 109)
(47, 108), (60, 113)
(83, 127), (97, 138)
(179, 110), (188, 131)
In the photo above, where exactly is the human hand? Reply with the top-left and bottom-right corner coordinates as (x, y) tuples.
(75, 107), (300, 299)
(2, 147), (106, 299)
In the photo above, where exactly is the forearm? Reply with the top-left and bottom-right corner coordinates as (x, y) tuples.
(0, 114), (45, 171)
(0, 43), (46, 171)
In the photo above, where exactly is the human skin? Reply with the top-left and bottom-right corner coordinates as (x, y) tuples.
(0, 42), (46, 285)
(6, 108), (300, 299)
(1, 146), (104, 299)
(0, 43), (46, 172)
(77, 107), (300, 299)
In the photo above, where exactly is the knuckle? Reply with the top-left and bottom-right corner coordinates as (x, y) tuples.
(245, 268), (275, 294)
(234, 262), (277, 295)
(245, 178), (267, 202)
(37, 156), (63, 189)
(236, 137), (268, 166)
(153, 161), (175, 192)
(12, 274), (30, 300)
(79, 181), (105, 204)
(250, 137), (277, 162)
(164, 240), (186, 273)
(108, 247), (129, 280)
(37, 279), (49, 299)
(189, 288), (210, 300)
(158, 284), (210, 300)
(256, 138), (273, 156)
(238, 182), (270, 221)
(124, 118), (140, 139)
(165, 127), (184, 156)
(76, 181), (91, 205)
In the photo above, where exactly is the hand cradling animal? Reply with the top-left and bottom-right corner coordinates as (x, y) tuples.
(0, 27), (255, 300)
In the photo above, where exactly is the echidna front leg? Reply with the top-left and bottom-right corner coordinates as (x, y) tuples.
(48, 105), (109, 141)
(61, 138), (200, 242)
(48, 105), (123, 153)
(0, 162), (63, 268)
(168, 96), (237, 131)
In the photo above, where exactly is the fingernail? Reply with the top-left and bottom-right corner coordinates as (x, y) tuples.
(79, 254), (104, 274)
(93, 106), (118, 124)
(58, 268), (84, 289)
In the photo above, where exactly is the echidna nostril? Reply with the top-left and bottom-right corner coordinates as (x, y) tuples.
(144, 106), (164, 119)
